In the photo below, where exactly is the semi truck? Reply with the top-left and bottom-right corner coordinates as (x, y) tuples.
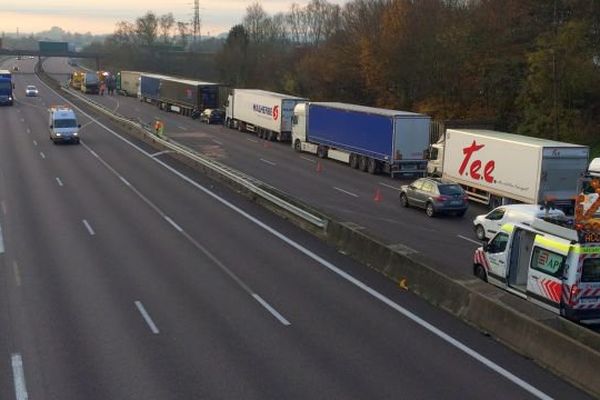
(292, 102), (431, 176)
(116, 71), (141, 97)
(139, 73), (170, 104)
(81, 72), (99, 94)
(157, 76), (223, 117)
(225, 89), (307, 141)
(427, 129), (589, 210)
(0, 70), (14, 105)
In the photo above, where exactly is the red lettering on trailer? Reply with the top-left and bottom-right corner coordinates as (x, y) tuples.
(458, 140), (495, 183)
(272, 105), (279, 120)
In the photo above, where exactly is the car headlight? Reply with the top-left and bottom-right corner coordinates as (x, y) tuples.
(8, 96), (12, 100)
(73, 132), (78, 136)
(56, 133), (62, 137)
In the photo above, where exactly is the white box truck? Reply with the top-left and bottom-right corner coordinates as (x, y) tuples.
(427, 129), (589, 211)
(225, 89), (307, 141)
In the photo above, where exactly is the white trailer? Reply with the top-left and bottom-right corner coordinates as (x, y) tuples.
(225, 89), (307, 141)
(427, 129), (589, 210)
(117, 71), (141, 97)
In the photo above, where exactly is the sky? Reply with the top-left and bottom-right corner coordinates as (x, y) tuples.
(2, 0), (350, 37)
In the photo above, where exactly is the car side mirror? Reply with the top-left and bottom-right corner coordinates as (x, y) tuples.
(78, 124), (81, 128)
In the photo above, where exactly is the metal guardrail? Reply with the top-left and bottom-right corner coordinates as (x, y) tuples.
(63, 86), (328, 229)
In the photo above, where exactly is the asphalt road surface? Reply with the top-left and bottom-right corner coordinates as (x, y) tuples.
(0, 57), (592, 399)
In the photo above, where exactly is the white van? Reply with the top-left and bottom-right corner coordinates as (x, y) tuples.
(474, 218), (600, 322)
(473, 204), (565, 241)
(48, 106), (81, 144)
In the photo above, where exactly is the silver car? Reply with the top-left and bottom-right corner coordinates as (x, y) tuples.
(400, 178), (469, 217)
(25, 85), (38, 97)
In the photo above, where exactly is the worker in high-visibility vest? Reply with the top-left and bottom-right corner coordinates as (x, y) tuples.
(158, 120), (165, 137)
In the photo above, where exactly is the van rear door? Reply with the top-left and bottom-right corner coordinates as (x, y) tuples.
(576, 253), (600, 310)
(526, 236), (570, 311)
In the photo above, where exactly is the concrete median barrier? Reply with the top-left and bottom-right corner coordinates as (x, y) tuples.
(37, 64), (600, 397)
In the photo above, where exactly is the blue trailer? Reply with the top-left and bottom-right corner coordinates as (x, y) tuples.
(0, 70), (14, 106)
(139, 73), (169, 104)
(292, 102), (431, 177)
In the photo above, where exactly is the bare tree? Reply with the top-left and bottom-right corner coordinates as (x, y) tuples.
(177, 21), (190, 48)
(135, 11), (159, 46)
(243, 2), (270, 43)
(159, 13), (176, 44)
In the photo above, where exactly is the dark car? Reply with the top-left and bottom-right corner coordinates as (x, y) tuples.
(399, 178), (468, 217)
(200, 108), (224, 124)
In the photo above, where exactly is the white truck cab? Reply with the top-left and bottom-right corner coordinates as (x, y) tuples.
(49, 106), (81, 144)
(474, 217), (600, 322)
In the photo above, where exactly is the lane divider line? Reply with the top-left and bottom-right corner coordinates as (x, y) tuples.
(246, 138), (258, 143)
(458, 235), (481, 245)
(260, 158), (277, 166)
(13, 261), (21, 287)
(39, 77), (551, 399)
(333, 186), (359, 198)
(212, 139), (223, 145)
(119, 176), (131, 187)
(82, 219), (95, 236)
(134, 301), (160, 334)
(379, 182), (401, 191)
(1, 200), (6, 215)
(11, 353), (28, 400)
(32, 140), (37, 146)
(39, 152), (45, 159)
(300, 156), (316, 164)
(0, 222), (4, 254)
(252, 294), (291, 326)
(55, 177), (64, 187)
(164, 216), (183, 233)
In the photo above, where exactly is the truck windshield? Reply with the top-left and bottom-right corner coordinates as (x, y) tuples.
(54, 119), (77, 128)
(0, 82), (11, 90)
(582, 258), (600, 283)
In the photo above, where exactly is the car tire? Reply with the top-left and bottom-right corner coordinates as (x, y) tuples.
(294, 139), (301, 152)
(317, 145), (328, 158)
(475, 225), (486, 241)
(75, 138), (80, 144)
(400, 193), (409, 207)
(474, 264), (487, 282)
(425, 202), (436, 217)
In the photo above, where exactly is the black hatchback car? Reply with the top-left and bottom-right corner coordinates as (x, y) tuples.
(399, 178), (468, 217)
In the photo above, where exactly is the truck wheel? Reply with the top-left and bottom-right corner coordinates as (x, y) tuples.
(474, 264), (487, 282)
(367, 158), (378, 174)
(317, 145), (328, 158)
(475, 225), (486, 241)
(358, 156), (368, 172)
(425, 202), (436, 217)
(349, 154), (359, 169)
(294, 139), (301, 152)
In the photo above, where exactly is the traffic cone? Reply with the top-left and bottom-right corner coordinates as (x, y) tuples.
(316, 161), (322, 173)
(374, 188), (382, 203)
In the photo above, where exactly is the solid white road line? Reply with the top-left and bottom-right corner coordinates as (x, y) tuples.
(178, 125), (188, 131)
(40, 77), (551, 399)
(32, 140), (37, 146)
(55, 177), (64, 187)
(164, 216), (183, 232)
(252, 294), (291, 326)
(300, 156), (316, 164)
(333, 186), (359, 198)
(135, 301), (160, 334)
(89, 149), (99, 158)
(82, 219), (95, 236)
(0, 222), (4, 254)
(119, 176), (131, 187)
(11, 353), (29, 400)
(13, 261), (21, 287)
(379, 182), (401, 191)
(247, 138), (258, 143)
(260, 158), (277, 166)
(212, 139), (223, 145)
(458, 235), (481, 245)
(39, 152), (45, 159)
(26, 128), (30, 134)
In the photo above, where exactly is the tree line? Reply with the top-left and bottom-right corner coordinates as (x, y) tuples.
(89, 1), (600, 151)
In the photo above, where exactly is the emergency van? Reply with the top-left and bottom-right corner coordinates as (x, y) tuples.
(48, 106), (81, 144)
(473, 217), (600, 322)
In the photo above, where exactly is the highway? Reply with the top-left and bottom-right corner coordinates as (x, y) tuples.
(0, 57), (591, 399)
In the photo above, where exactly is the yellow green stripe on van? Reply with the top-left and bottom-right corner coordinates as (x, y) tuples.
(501, 224), (514, 233)
(534, 236), (571, 253)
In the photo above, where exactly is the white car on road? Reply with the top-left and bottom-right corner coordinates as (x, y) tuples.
(473, 204), (565, 241)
